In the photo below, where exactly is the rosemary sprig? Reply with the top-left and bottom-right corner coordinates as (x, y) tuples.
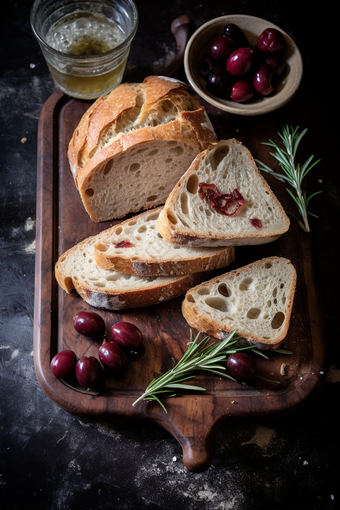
(255, 125), (321, 233)
(132, 331), (286, 413)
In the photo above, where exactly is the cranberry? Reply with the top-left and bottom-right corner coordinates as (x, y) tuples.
(226, 47), (255, 76)
(50, 350), (77, 379)
(250, 218), (262, 228)
(224, 23), (248, 47)
(227, 353), (257, 382)
(115, 241), (132, 248)
(253, 62), (274, 96)
(74, 311), (105, 339)
(229, 80), (255, 103)
(210, 35), (236, 60)
(257, 28), (285, 53)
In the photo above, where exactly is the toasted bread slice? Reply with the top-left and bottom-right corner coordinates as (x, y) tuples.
(93, 207), (235, 276)
(182, 257), (296, 350)
(55, 232), (209, 310)
(158, 139), (290, 247)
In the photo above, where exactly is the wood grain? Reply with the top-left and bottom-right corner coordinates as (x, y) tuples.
(33, 90), (326, 472)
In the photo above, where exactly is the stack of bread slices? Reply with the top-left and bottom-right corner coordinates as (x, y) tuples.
(56, 76), (296, 349)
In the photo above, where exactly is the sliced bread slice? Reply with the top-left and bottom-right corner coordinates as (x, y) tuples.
(93, 207), (235, 276)
(55, 233), (209, 310)
(182, 257), (296, 350)
(157, 138), (290, 247)
(68, 75), (217, 222)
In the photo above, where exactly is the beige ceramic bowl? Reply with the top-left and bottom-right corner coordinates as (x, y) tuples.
(184, 14), (303, 116)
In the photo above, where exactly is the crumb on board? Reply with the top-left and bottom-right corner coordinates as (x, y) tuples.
(280, 363), (286, 376)
(21, 137), (27, 143)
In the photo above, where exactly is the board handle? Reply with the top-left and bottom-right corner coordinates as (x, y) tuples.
(159, 397), (221, 472)
(161, 15), (194, 78)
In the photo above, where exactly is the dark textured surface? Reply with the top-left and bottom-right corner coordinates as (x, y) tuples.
(0, 1), (339, 509)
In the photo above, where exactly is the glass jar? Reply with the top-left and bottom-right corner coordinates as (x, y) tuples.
(30, 0), (138, 100)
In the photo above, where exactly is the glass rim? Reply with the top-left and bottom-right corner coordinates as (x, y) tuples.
(30, 0), (139, 62)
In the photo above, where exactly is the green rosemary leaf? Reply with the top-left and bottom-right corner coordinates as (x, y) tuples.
(257, 125), (321, 232)
(256, 375), (280, 384)
(165, 383), (206, 391)
(203, 368), (236, 380)
(150, 394), (169, 413)
(132, 330), (292, 411)
(305, 190), (322, 206)
(249, 348), (269, 359)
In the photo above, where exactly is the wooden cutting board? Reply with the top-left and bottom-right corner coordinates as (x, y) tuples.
(33, 90), (326, 472)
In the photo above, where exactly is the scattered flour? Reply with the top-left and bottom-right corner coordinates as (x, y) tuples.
(25, 240), (36, 253)
(25, 217), (35, 231)
(326, 364), (340, 383)
(11, 349), (19, 359)
(241, 426), (276, 452)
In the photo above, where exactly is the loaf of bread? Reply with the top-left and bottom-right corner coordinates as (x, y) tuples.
(157, 139), (290, 247)
(93, 206), (235, 276)
(182, 257), (297, 350)
(68, 75), (217, 222)
(55, 232), (210, 310)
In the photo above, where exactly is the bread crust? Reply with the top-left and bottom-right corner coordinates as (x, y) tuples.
(68, 75), (216, 184)
(182, 257), (297, 350)
(67, 76), (217, 222)
(93, 207), (235, 276)
(157, 139), (290, 247)
(55, 235), (211, 310)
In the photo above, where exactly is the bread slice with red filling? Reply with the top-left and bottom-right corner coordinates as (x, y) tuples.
(157, 139), (290, 247)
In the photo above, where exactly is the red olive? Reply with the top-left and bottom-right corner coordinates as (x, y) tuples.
(224, 23), (248, 47)
(253, 62), (274, 95)
(229, 80), (255, 102)
(99, 341), (127, 371)
(210, 35), (236, 60)
(75, 356), (103, 389)
(257, 28), (285, 53)
(110, 322), (143, 350)
(199, 53), (219, 77)
(73, 311), (105, 339)
(264, 56), (286, 77)
(226, 47), (255, 76)
(50, 350), (77, 379)
(227, 353), (257, 381)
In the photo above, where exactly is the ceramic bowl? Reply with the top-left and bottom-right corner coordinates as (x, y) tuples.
(184, 14), (303, 116)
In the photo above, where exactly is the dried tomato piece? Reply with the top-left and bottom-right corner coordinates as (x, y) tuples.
(198, 183), (244, 216)
(250, 218), (262, 228)
(115, 241), (133, 248)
